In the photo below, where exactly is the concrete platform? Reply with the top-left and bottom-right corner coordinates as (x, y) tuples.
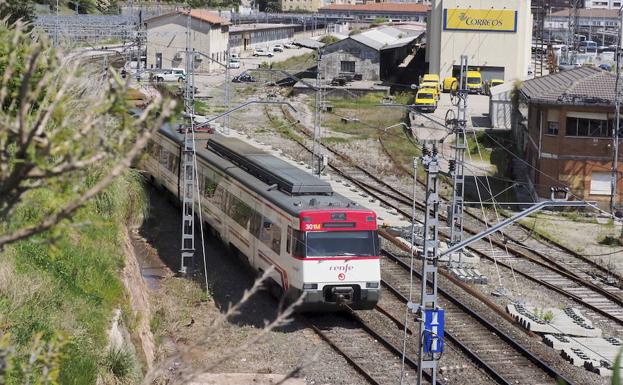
(190, 373), (306, 385)
(506, 304), (602, 337)
(219, 128), (410, 229)
(543, 335), (622, 377)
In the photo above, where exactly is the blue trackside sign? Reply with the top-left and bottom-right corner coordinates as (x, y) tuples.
(423, 308), (445, 354)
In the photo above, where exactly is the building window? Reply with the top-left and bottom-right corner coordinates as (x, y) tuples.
(341, 61), (356, 73)
(590, 172), (611, 195)
(565, 117), (610, 137)
(547, 121), (559, 135)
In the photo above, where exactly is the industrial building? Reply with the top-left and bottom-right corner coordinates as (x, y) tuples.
(229, 24), (297, 52)
(514, 66), (622, 205)
(585, 0), (621, 8)
(426, 0), (533, 83)
(145, 10), (229, 72)
(322, 25), (425, 82)
(318, 3), (430, 22)
(545, 8), (620, 29)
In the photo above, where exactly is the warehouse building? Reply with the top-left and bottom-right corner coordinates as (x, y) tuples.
(321, 25), (425, 82)
(229, 24), (297, 52)
(514, 66), (622, 206)
(426, 0), (533, 83)
(145, 10), (229, 73)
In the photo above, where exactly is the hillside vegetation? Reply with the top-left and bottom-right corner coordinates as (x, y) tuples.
(0, 171), (147, 384)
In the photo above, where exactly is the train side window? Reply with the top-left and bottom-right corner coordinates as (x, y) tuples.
(286, 226), (292, 253)
(260, 218), (281, 254)
(292, 229), (305, 257)
(250, 212), (262, 238)
(203, 175), (218, 198)
(159, 148), (169, 167)
(229, 195), (253, 230)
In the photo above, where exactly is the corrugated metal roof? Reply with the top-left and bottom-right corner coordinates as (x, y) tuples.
(520, 67), (620, 106)
(549, 8), (619, 18)
(348, 26), (422, 51)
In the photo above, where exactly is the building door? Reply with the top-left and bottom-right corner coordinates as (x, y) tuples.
(590, 172), (611, 196)
(155, 53), (162, 69)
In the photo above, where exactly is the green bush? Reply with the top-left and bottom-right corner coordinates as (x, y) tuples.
(0, 171), (147, 384)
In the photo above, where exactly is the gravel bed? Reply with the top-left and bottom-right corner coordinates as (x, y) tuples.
(134, 185), (368, 385)
(382, 239), (610, 385)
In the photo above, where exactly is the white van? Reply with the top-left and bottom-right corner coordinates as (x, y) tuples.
(154, 68), (186, 82)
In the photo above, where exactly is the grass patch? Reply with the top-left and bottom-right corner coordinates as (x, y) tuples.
(261, 52), (316, 71)
(0, 170), (147, 384)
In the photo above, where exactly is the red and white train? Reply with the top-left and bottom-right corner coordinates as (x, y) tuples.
(141, 124), (381, 310)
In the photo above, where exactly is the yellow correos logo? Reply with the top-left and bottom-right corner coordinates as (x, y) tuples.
(444, 9), (517, 32)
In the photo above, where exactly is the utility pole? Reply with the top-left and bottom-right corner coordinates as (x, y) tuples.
(54, 0), (59, 47)
(612, 7), (622, 216)
(414, 145), (444, 385)
(180, 9), (196, 277)
(311, 48), (323, 176)
(225, 42), (231, 135)
(447, 55), (468, 266)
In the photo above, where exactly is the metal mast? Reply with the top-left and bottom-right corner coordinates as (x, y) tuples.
(447, 55), (468, 265)
(311, 48), (322, 176)
(611, 9), (621, 215)
(180, 9), (196, 277)
(415, 145), (444, 385)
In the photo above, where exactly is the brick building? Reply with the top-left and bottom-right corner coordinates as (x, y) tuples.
(515, 66), (622, 206)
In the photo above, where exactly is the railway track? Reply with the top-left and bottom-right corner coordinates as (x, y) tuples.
(269, 105), (623, 327)
(304, 311), (439, 385)
(380, 248), (575, 385)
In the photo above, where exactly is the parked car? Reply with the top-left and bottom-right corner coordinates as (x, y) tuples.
(232, 73), (257, 83)
(284, 42), (297, 49)
(272, 44), (284, 52)
(253, 48), (274, 57)
(599, 63), (612, 71)
(229, 58), (241, 69)
(154, 68), (186, 82)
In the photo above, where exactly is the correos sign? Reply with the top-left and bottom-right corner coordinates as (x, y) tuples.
(443, 9), (517, 32)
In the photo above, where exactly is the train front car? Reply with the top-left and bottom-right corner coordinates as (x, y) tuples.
(290, 209), (381, 311)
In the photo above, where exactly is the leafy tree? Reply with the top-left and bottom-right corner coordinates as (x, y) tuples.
(0, 0), (35, 26)
(0, 21), (175, 248)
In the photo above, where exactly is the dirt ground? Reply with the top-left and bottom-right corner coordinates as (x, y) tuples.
(517, 212), (623, 275)
(131, 185), (367, 385)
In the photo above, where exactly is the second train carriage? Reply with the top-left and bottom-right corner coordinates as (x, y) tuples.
(142, 124), (381, 310)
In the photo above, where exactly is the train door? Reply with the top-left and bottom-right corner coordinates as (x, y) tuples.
(255, 214), (287, 292)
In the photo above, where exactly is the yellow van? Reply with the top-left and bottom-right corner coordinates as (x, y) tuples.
(415, 89), (437, 112)
(442, 77), (458, 93)
(420, 81), (440, 100)
(466, 71), (484, 94)
(422, 74), (441, 92)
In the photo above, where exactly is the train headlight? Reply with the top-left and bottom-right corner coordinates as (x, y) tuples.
(366, 282), (379, 289)
(303, 283), (318, 290)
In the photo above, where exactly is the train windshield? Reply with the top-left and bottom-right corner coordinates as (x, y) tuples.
(301, 231), (379, 257)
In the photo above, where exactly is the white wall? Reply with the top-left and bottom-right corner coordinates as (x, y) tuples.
(146, 14), (229, 73)
(428, 0), (533, 82)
